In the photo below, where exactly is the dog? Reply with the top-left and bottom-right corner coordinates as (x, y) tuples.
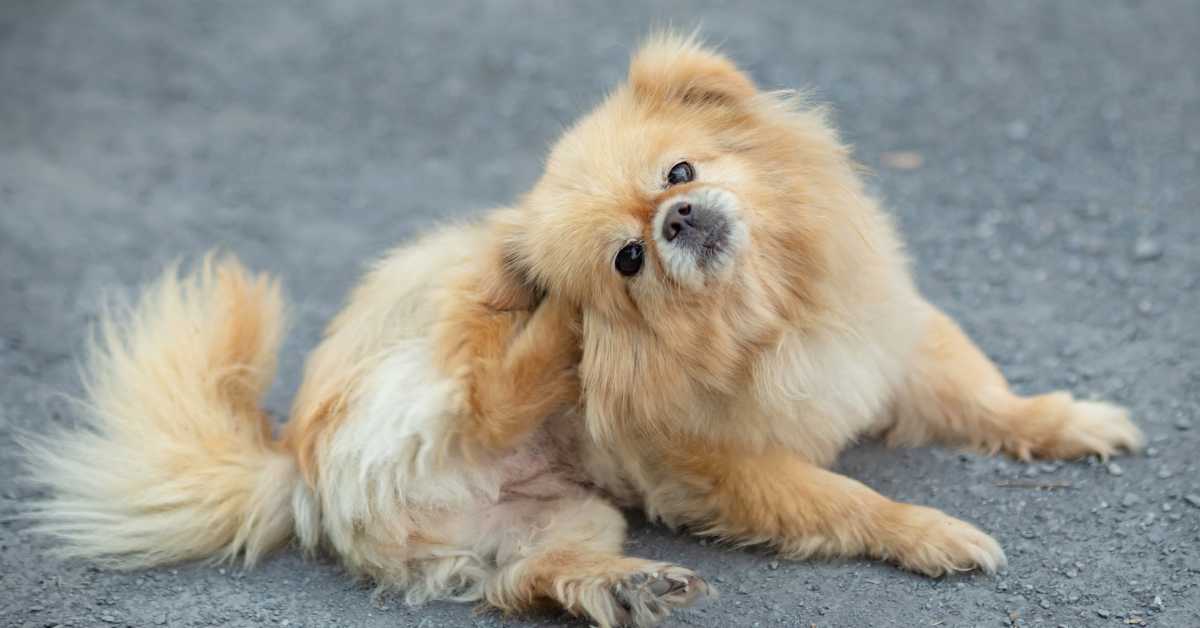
(26, 33), (1144, 627)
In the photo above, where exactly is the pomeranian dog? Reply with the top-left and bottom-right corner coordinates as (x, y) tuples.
(27, 34), (1144, 627)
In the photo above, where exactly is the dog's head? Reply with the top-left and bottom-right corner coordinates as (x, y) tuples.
(495, 33), (881, 427)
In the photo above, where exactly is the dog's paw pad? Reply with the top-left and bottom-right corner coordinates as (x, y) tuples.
(610, 566), (711, 626)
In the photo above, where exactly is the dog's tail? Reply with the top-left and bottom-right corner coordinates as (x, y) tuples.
(23, 255), (300, 568)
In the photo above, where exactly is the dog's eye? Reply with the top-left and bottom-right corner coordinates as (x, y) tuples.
(667, 161), (694, 186)
(614, 242), (644, 277)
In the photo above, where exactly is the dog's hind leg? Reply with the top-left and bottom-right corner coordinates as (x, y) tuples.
(886, 304), (1143, 460)
(484, 494), (710, 628)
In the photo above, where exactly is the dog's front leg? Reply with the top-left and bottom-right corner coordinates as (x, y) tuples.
(658, 445), (1006, 576)
(436, 291), (581, 460)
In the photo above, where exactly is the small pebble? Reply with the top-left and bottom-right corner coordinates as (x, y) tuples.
(1133, 237), (1162, 261)
(1107, 462), (1124, 476)
(1184, 494), (1200, 509)
(1007, 120), (1030, 141)
(1122, 493), (1142, 507)
(1097, 608), (1111, 618)
(767, 561), (779, 570)
(1175, 419), (1192, 431)
(881, 150), (923, 170)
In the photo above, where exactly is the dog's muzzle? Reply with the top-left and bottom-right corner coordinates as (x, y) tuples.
(659, 198), (732, 266)
(652, 187), (745, 287)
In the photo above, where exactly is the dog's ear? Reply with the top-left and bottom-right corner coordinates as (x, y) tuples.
(629, 31), (757, 108)
(478, 208), (543, 312)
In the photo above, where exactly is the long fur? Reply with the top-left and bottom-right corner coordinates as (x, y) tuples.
(23, 32), (1142, 627)
(502, 29), (1142, 578)
(23, 255), (297, 568)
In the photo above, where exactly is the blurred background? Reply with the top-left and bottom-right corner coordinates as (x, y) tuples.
(1, 2), (1197, 626)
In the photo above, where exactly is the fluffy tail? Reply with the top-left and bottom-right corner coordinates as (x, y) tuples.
(23, 255), (299, 568)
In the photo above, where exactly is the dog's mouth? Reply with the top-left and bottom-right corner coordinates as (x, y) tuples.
(688, 224), (732, 269)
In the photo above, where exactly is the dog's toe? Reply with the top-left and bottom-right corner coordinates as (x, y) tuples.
(610, 565), (712, 626)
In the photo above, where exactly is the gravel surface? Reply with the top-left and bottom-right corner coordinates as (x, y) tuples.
(2, 2), (1198, 627)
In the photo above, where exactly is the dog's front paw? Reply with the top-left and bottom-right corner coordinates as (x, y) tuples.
(1046, 397), (1143, 460)
(883, 504), (1006, 577)
(1008, 392), (1144, 461)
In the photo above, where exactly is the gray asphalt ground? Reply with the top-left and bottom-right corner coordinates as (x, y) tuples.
(2, 2), (1198, 627)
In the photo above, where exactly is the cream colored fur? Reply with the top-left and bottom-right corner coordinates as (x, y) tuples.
(25, 32), (1141, 628)
(24, 256), (297, 568)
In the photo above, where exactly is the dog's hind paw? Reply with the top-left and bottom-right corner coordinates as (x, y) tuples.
(609, 565), (712, 626)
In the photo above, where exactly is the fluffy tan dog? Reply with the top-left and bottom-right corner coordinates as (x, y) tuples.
(27, 34), (1143, 627)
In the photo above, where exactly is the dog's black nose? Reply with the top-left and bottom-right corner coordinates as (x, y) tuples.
(662, 202), (694, 242)
(659, 195), (734, 261)
(662, 201), (728, 248)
